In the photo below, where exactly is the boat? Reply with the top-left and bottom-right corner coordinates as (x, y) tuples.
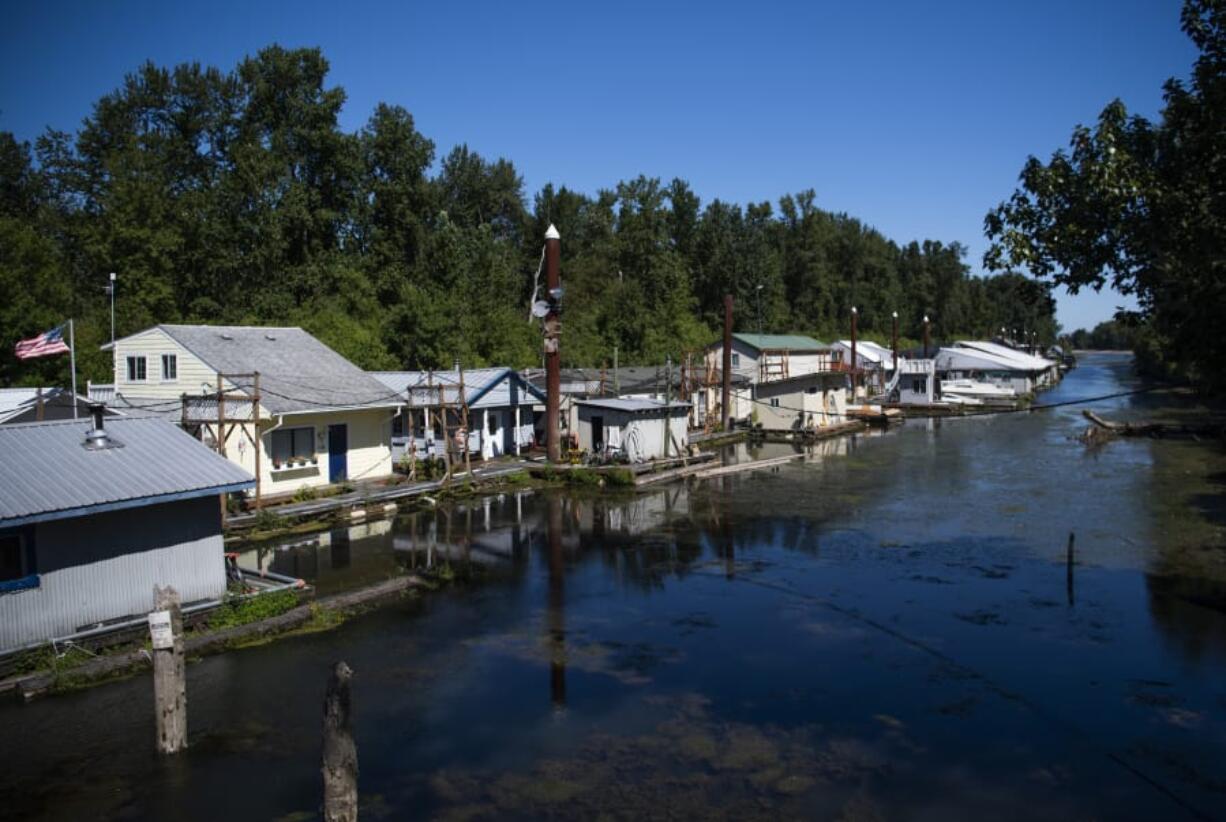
(938, 378), (1016, 407)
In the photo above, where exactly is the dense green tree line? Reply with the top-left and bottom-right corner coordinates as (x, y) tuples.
(2, 45), (1056, 388)
(1068, 320), (1141, 351)
(986, 0), (1224, 390)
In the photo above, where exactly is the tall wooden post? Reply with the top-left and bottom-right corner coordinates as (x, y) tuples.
(322, 661), (358, 822)
(923, 314), (931, 359)
(850, 306), (858, 399)
(458, 365), (471, 474)
(150, 585), (187, 754)
(722, 295), (733, 431)
(891, 311), (899, 374)
(544, 224), (562, 463)
(253, 372), (262, 510)
(217, 372), (227, 525)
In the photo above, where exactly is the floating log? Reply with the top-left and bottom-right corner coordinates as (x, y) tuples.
(1081, 410), (1224, 439)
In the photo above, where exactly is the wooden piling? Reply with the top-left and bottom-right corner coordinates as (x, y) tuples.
(151, 585), (187, 754)
(322, 661), (358, 822)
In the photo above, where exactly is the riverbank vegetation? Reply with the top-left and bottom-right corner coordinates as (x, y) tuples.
(986, 0), (1225, 391)
(2, 47), (1056, 388)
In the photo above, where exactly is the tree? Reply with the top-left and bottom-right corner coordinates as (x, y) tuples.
(985, 0), (1225, 388)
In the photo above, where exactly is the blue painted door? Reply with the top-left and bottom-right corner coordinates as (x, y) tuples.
(328, 424), (348, 482)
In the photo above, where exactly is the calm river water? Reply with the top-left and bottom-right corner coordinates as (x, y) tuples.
(3, 353), (1226, 821)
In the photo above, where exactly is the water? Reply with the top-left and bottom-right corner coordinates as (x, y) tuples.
(3, 353), (1226, 821)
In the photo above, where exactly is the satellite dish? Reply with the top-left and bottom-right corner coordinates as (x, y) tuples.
(531, 300), (551, 319)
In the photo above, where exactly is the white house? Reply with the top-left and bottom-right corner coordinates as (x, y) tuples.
(103, 325), (401, 500)
(752, 372), (850, 431)
(954, 341), (1060, 388)
(0, 411), (254, 654)
(934, 345), (1037, 395)
(706, 333), (840, 385)
(371, 368), (543, 462)
(575, 398), (690, 462)
(830, 339), (897, 395)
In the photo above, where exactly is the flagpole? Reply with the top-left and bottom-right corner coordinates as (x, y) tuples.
(68, 319), (78, 419)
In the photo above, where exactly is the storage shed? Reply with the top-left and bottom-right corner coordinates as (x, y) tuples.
(575, 398), (690, 462)
(0, 412), (254, 654)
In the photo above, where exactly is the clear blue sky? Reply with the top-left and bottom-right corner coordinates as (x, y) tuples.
(0, 0), (1196, 332)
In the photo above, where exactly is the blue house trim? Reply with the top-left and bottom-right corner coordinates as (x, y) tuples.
(467, 369), (547, 407)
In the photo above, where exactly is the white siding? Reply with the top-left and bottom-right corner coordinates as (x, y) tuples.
(220, 408), (394, 497)
(576, 407), (689, 462)
(113, 328), (229, 399)
(0, 496), (226, 652)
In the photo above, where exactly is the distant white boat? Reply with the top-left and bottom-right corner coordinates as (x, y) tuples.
(939, 378), (1016, 406)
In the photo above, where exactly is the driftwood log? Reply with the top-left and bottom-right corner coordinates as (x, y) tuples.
(1080, 410), (1225, 441)
(323, 661), (358, 822)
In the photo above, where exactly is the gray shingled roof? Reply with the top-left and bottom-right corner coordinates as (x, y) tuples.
(158, 325), (401, 415)
(0, 416), (254, 527)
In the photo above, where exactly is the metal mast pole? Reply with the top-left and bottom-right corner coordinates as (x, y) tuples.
(68, 319), (78, 419)
(850, 307), (858, 399)
(544, 225), (562, 463)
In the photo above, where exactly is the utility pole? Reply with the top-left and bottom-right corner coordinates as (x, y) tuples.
(544, 225), (562, 463)
(721, 295), (733, 432)
(664, 356), (672, 459)
(850, 306), (858, 399)
(150, 585), (187, 754)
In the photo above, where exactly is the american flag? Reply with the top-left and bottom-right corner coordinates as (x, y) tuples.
(14, 325), (71, 360)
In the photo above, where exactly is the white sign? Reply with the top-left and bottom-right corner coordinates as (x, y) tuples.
(148, 609), (174, 650)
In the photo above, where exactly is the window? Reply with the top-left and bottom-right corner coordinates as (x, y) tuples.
(805, 387), (819, 395)
(731, 353), (741, 367)
(487, 412), (497, 435)
(161, 354), (177, 381)
(392, 413), (406, 437)
(126, 356), (147, 382)
(769, 398), (780, 408)
(0, 530), (34, 586)
(912, 377), (927, 393)
(270, 426), (315, 466)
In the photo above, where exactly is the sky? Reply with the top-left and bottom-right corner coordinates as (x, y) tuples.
(0, 0), (1198, 332)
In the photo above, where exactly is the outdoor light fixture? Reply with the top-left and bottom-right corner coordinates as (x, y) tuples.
(549, 286), (564, 301)
(851, 306), (858, 315)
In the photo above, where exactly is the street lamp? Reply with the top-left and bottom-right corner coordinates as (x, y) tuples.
(923, 314), (931, 359)
(105, 272), (117, 347)
(891, 311), (899, 372)
(850, 306), (858, 396)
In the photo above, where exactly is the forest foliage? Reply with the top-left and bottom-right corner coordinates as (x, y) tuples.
(1, 46), (1058, 388)
(986, 0), (1225, 389)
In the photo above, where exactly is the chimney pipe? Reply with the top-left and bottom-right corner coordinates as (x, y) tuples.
(83, 403), (121, 450)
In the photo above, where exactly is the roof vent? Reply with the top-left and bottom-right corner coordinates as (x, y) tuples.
(219, 333), (234, 341)
(83, 403), (123, 451)
(264, 333), (277, 341)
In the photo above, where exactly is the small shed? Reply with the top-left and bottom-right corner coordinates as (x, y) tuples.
(575, 398), (690, 462)
(0, 388), (120, 425)
(0, 411), (254, 653)
(752, 372), (849, 431)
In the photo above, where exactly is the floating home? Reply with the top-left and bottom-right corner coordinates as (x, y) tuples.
(752, 372), (850, 431)
(0, 387), (121, 425)
(575, 398), (690, 462)
(371, 368), (542, 461)
(830, 340), (896, 394)
(934, 345), (1044, 395)
(100, 325), (400, 500)
(0, 411), (254, 654)
(706, 333), (839, 385)
(954, 341), (1060, 388)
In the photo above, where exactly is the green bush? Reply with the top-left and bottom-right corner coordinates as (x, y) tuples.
(292, 484), (318, 503)
(209, 589), (300, 630)
(605, 468), (636, 487)
(253, 509), (283, 532)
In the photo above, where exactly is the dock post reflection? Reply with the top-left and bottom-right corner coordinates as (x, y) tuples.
(547, 494), (567, 711)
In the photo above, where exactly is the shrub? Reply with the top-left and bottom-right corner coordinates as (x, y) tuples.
(209, 589), (300, 630)
(292, 485), (318, 503)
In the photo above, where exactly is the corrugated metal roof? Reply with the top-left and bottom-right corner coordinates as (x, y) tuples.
(576, 398), (691, 413)
(157, 325), (402, 415)
(733, 333), (827, 352)
(0, 416), (254, 526)
(955, 341), (1055, 370)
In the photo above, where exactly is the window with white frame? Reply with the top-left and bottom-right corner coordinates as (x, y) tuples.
(731, 353), (741, 367)
(161, 353), (177, 381)
(270, 426), (315, 466)
(126, 355), (147, 382)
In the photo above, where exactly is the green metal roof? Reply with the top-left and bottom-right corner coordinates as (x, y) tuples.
(731, 333), (827, 352)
